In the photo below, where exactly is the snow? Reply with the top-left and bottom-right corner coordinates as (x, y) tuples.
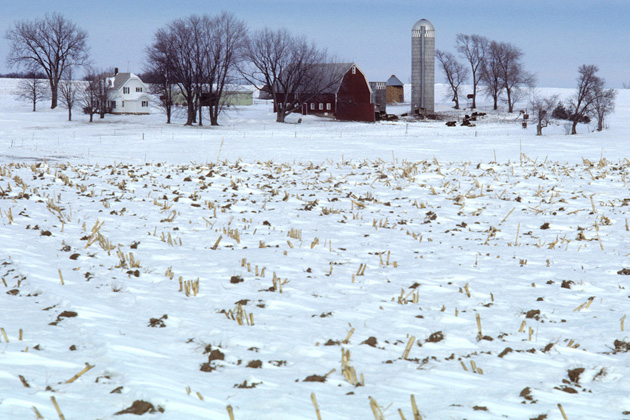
(1, 77), (629, 420)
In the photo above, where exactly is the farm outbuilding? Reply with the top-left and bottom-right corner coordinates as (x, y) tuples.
(171, 86), (254, 107)
(276, 63), (375, 123)
(386, 75), (404, 104)
(370, 81), (387, 114)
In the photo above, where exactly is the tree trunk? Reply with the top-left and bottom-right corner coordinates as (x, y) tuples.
(68, 108), (72, 121)
(32, 99), (36, 112)
(571, 120), (578, 135)
(166, 106), (171, 124)
(50, 82), (58, 109)
(472, 86), (477, 109)
(276, 110), (286, 123)
(208, 99), (220, 126)
(89, 113), (93, 122)
(506, 89), (513, 113)
(185, 103), (195, 125)
(209, 108), (219, 126)
(536, 123), (542, 136)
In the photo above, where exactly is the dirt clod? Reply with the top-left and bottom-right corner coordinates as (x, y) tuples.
(361, 337), (378, 347)
(526, 309), (541, 319)
(498, 347), (513, 358)
(426, 331), (444, 343)
(207, 349), (225, 362)
(613, 339), (630, 353)
(235, 380), (259, 389)
(568, 367), (585, 383)
(520, 387), (534, 401)
(230, 275), (244, 284)
(52, 311), (78, 325)
(247, 360), (262, 368)
(148, 314), (167, 328)
(200, 363), (216, 372)
(303, 374), (327, 383)
(114, 400), (163, 415)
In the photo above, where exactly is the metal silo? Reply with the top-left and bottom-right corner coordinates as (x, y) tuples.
(411, 19), (435, 115)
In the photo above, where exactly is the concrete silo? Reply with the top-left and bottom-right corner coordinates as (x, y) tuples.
(411, 19), (435, 115)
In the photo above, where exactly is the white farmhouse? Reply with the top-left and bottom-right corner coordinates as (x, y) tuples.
(104, 70), (150, 115)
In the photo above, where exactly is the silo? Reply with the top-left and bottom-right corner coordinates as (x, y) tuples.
(411, 19), (435, 114)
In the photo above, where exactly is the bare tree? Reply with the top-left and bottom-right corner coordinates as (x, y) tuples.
(15, 72), (49, 111)
(147, 21), (195, 125)
(569, 64), (604, 135)
(481, 40), (503, 110)
(58, 67), (78, 121)
(81, 69), (101, 122)
(529, 93), (558, 136)
(435, 50), (468, 109)
(241, 28), (337, 123)
(141, 69), (174, 124)
(204, 12), (247, 126)
(146, 13), (246, 126)
(592, 84), (616, 132)
(455, 34), (488, 109)
(5, 13), (89, 109)
(495, 42), (535, 113)
(144, 34), (175, 124)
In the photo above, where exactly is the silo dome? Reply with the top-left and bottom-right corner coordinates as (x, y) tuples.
(412, 19), (434, 32)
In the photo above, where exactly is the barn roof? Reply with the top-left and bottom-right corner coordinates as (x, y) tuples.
(275, 62), (365, 95)
(386, 75), (403, 86)
(305, 63), (355, 94)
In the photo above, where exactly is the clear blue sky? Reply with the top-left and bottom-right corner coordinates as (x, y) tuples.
(1, 0), (628, 88)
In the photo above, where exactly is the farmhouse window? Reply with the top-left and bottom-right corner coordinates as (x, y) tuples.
(310, 103), (315, 110)
(352, 65), (356, 74)
(142, 101), (148, 107)
(326, 103), (331, 110)
(136, 87), (143, 92)
(122, 101), (125, 108)
(123, 87), (130, 94)
(319, 103), (323, 110)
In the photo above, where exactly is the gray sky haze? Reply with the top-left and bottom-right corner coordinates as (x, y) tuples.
(1, 0), (628, 88)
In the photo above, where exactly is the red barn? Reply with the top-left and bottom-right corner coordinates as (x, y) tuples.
(276, 63), (375, 122)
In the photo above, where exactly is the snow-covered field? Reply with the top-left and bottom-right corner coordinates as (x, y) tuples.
(1, 78), (629, 420)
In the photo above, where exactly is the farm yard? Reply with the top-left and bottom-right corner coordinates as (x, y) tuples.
(1, 78), (630, 420)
